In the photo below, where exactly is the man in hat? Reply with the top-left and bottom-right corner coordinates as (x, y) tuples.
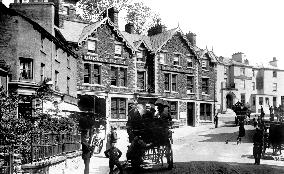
(104, 141), (123, 174)
(253, 127), (263, 165)
(81, 129), (94, 174)
(155, 99), (172, 121)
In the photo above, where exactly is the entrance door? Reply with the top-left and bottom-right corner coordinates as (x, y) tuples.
(187, 102), (194, 126)
(226, 94), (233, 109)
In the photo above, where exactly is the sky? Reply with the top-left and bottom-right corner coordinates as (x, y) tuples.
(2, 0), (284, 68)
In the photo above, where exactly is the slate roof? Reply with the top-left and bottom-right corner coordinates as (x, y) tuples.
(59, 20), (88, 43)
(149, 28), (178, 52)
(121, 32), (152, 51)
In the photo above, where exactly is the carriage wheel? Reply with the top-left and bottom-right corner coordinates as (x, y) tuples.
(166, 143), (173, 169)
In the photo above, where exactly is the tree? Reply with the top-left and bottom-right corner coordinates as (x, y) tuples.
(77, 0), (131, 21)
(77, 0), (162, 34)
(125, 2), (161, 34)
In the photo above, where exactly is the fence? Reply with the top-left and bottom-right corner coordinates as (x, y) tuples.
(0, 132), (81, 174)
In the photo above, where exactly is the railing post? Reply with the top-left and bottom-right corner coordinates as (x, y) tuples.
(30, 133), (33, 164)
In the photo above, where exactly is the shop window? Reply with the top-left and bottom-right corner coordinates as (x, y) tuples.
(169, 101), (178, 120)
(200, 103), (212, 121)
(84, 63), (91, 83)
(111, 98), (126, 119)
(241, 94), (245, 104)
(259, 97), (263, 105)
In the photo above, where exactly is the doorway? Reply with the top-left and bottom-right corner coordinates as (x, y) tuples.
(226, 94), (233, 109)
(187, 102), (194, 126)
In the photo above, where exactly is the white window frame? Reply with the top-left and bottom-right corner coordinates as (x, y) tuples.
(273, 83), (277, 91)
(159, 52), (166, 64)
(115, 44), (122, 57)
(240, 67), (245, 75)
(173, 54), (180, 66)
(187, 57), (193, 68)
(186, 76), (194, 93)
(20, 58), (33, 80)
(202, 60), (207, 69)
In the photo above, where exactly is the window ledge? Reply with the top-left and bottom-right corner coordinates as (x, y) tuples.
(82, 83), (104, 87)
(114, 56), (123, 59)
(187, 91), (195, 94)
(202, 69), (209, 72)
(136, 61), (146, 63)
(171, 91), (178, 94)
(109, 119), (127, 121)
(110, 85), (128, 89)
(173, 65), (182, 68)
(164, 90), (171, 93)
(202, 93), (209, 96)
(87, 52), (98, 56)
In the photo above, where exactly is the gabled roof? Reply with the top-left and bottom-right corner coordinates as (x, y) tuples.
(149, 28), (178, 52)
(148, 27), (197, 57)
(121, 32), (152, 51)
(76, 18), (136, 53)
(197, 48), (217, 63)
(59, 20), (89, 43)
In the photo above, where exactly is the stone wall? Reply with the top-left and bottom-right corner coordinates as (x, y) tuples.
(21, 151), (82, 174)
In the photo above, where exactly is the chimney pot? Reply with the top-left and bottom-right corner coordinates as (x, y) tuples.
(125, 23), (134, 34)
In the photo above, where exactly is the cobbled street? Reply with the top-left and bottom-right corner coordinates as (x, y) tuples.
(122, 116), (284, 174)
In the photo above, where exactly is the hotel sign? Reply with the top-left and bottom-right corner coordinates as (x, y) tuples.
(83, 55), (126, 65)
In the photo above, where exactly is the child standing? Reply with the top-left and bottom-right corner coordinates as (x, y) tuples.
(104, 142), (123, 174)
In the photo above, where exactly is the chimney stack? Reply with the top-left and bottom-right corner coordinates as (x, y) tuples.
(103, 7), (119, 27)
(125, 23), (134, 34)
(232, 52), (245, 63)
(147, 24), (167, 36)
(10, 1), (55, 35)
(269, 57), (278, 67)
(186, 31), (196, 46)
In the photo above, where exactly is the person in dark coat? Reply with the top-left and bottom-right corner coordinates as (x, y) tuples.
(81, 129), (94, 174)
(237, 121), (245, 144)
(104, 142), (123, 174)
(253, 127), (263, 165)
(214, 113), (219, 128)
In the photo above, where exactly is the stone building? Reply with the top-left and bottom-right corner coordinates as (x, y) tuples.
(0, 1), (79, 117)
(58, 1), (218, 128)
(216, 53), (284, 116)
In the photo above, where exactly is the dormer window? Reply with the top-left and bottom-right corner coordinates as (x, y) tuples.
(115, 44), (122, 57)
(202, 60), (208, 69)
(187, 57), (193, 68)
(173, 54), (180, 66)
(87, 39), (97, 53)
(159, 52), (166, 64)
(137, 48), (146, 62)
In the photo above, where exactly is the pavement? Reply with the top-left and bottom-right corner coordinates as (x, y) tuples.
(73, 120), (225, 174)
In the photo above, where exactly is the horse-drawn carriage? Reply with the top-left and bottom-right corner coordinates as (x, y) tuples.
(257, 105), (284, 156)
(126, 98), (174, 170)
(232, 101), (250, 126)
